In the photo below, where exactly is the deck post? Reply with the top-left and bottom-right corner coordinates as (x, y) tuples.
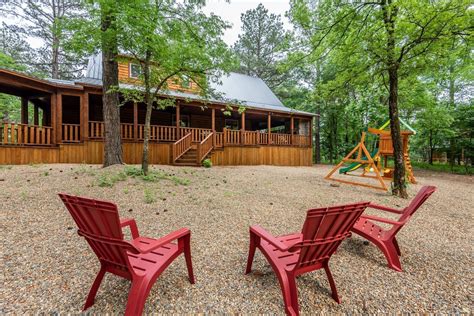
(81, 93), (89, 141)
(290, 116), (294, 146)
(21, 97), (29, 124)
(309, 117), (313, 148)
(211, 108), (215, 146)
(56, 93), (62, 143)
(240, 110), (245, 145)
(267, 113), (271, 145)
(133, 101), (138, 141)
(50, 93), (57, 144)
(176, 102), (181, 139)
(33, 104), (39, 126)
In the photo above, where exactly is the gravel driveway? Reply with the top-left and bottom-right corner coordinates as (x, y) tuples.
(1, 164), (472, 314)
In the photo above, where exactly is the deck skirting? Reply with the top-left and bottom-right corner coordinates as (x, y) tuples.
(0, 141), (313, 166)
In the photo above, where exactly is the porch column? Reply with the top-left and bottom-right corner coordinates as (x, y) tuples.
(240, 110), (245, 145)
(33, 104), (39, 126)
(50, 94), (57, 144)
(309, 117), (313, 148)
(133, 101), (138, 141)
(290, 116), (294, 146)
(21, 97), (29, 124)
(56, 93), (62, 143)
(81, 93), (89, 141)
(267, 113), (271, 145)
(211, 108), (216, 146)
(176, 102), (181, 138)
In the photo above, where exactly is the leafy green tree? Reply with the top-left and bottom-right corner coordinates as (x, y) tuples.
(289, 0), (471, 197)
(1, 0), (87, 79)
(118, 0), (235, 174)
(0, 53), (25, 122)
(233, 3), (291, 89)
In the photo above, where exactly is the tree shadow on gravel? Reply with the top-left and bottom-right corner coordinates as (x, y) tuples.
(342, 238), (388, 270)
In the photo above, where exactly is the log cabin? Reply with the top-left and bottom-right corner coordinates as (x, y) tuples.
(0, 54), (315, 166)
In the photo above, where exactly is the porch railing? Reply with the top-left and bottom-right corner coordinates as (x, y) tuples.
(196, 132), (214, 164)
(181, 127), (212, 143)
(224, 129), (240, 145)
(270, 133), (292, 146)
(1, 123), (52, 145)
(172, 132), (192, 162)
(214, 132), (224, 148)
(89, 121), (105, 139)
(62, 124), (81, 143)
(121, 123), (134, 140)
(142, 124), (177, 141)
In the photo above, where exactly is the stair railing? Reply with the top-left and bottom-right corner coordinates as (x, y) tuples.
(196, 132), (214, 165)
(172, 132), (192, 162)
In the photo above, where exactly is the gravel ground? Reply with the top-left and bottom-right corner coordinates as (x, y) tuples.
(1, 163), (472, 314)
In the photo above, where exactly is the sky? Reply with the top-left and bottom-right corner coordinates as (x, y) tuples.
(203, 0), (291, 46)
(3, 1), (291, 49)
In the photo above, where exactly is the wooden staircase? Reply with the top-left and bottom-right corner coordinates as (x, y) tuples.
(174, 148), (199, 166)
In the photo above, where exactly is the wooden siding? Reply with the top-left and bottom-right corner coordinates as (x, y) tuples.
(0, 142), (312, 166)
(117, 59), (200, 95)
(210, 146), (313, 166)
(0, 142), (170, 165)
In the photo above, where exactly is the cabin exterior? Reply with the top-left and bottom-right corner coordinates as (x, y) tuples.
(0, 55), (314, 166)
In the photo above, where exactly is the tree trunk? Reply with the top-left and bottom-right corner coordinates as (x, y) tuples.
(387, 66), (407, 198)
(448, 64), (456, 167)
(141, 51), (152, 175)
(101, 4), (123, 167)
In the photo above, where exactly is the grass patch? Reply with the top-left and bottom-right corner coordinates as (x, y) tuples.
(0, 165), (13, 170)
(412, 162), (472, 175)
(74, 164), (97, 176)
(144, 188), (156, 204)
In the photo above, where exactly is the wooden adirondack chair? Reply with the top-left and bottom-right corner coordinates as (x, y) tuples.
(245, 202), (370, 316)
(58, 193), (195, 315)
(351, 185), (436, 272)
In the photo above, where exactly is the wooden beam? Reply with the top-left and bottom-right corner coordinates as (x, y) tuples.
(33, 104), (39, 125)
(211, 108), (215, 131)
(268, 113), (271, 144)
(50, 94), (57, 144)
(241, 111), (245, 131)
(290, 116), (294, 145)
(81, 92), (89, 141)
(133, 101), (138, 141)
(309, 117), (313, 148)
(21, 97), (28, 124)
(56, 93), (62, 143)
(176, 102), (181, 138)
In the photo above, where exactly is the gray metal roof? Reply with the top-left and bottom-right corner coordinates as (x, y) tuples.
(47, 54), (315, 116)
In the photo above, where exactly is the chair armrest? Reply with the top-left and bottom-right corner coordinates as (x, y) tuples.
(120, 218), (139, 239)
(369, 202), (404, 214)
(138, 228), (190, 254)
(360, 214), (403, 226)
(250, 225), (294, 252)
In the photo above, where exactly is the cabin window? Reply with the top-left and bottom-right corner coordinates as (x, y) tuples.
(172, 114), (190, 127)
(129, 63), (142, 79)
(181, 76), (191, 89)
(225, 119), (239, 130)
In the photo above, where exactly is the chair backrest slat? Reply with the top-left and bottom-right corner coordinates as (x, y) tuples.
(294, 202), (370, 270)
(399, 186), (437, 222)
(59, 193), (137, 271)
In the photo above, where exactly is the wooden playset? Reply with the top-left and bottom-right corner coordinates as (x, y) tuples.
(325, 119), (417, 191)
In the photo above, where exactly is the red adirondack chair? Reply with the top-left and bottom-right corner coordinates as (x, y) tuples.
(245, 202), (370, 316)
(351, 185), (436, 272)
(58, 193), (195, 315)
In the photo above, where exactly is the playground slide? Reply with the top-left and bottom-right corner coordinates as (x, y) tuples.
(339, 148), (379, 174)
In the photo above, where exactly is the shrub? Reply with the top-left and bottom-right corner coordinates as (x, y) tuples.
(144, 188), (156, 204)
(202, 158), (212, 168)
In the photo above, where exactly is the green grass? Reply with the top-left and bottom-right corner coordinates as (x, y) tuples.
(412, 161), (472, 175)
(143, 188), (156, 204)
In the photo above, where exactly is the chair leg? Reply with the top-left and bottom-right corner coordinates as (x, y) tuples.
(277, 271), (299, 316)
(392, 237), (401, 256)
(323, 261), (340, 304)
(245, 232), (259, 274)
(183, 234), (195, 284)
(380, 241), (403, 272)
(124, 278), (151, 316)
(83, 265), (106, 311)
